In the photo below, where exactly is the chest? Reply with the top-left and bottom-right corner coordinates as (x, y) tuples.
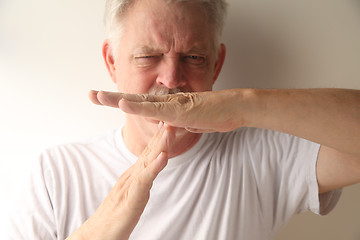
(129, 156), (270, 240)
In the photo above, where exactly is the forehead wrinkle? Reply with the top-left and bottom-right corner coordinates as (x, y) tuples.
(126, 0), (214, 56)
(144, 1), (202, 53)
(173, 34), (212, 54)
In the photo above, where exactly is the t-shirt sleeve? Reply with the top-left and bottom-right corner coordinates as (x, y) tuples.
(280, 134), (342, 217)
(5, 151), (57, 240)
(239, 128), (342, 231)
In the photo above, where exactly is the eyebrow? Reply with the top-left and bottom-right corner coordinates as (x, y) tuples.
(185, 46), (209, 54)
(133, 45), (167, 54)
(133, 44), (210, 55)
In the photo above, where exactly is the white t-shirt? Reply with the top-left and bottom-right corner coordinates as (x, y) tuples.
(6, 127), (341, 240)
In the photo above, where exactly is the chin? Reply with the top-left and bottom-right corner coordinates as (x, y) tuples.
(146, 118), (161, 125)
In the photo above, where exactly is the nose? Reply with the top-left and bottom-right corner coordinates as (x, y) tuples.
(156, 58), (185, 89)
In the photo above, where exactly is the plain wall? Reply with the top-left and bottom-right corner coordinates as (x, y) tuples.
(0, 0), (359, 238)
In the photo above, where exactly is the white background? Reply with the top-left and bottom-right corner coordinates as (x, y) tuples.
(1, 0), (360, 239)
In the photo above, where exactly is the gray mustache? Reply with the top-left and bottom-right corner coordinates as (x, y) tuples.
(149, 86), (183, 96)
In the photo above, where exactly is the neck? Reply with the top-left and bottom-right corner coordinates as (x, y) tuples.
(122, 119), (201, 158)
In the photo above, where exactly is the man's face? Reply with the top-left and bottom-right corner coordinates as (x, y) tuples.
(103, 0), (225, 137)
(107, 0), (224, 94)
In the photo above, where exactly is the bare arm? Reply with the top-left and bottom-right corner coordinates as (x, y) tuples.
(242, 89), (360, 193)
(91, 88), (360, 193)
(244, 89), (360, 157)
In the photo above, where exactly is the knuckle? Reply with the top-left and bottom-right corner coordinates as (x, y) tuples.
(133, 175), (153, 189)
(140, 94), (149, 101)
(154, 102), (166, 111)
(172, 93), (195, 107)
(142, 146), (151, 157)
(140, 146), (152, 167)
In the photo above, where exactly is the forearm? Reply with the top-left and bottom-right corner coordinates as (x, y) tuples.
(240, 88), (360, 156)
(66, 211), (135, 240)
(92, 88), (360, 156)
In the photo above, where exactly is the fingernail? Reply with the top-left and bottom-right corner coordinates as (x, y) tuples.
(158, 121), (164, 130)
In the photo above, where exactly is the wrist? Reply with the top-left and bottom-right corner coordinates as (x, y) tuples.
(229, 88), (260, 128)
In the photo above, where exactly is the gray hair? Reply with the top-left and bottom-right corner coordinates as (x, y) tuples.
(104, 0), (228, 53)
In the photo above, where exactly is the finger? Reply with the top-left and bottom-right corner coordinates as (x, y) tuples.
(141, 151), (169, 185)
(120, 93), (171, 103)
(89, 90), (121, 107)
(126, 151), (168, 210)
(99, 90), (171, 103)
(140, 122), (175, 166)
(89, 90), (102, 105)
(185, 127), (215, 133)
(126, 123), (173, 191)
(119, 99), (179, 124)
(139, 121), (167, 164)
(97, 91), (125, 108)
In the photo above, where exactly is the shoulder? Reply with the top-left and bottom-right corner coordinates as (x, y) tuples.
(33, 128), (126, 201)
(42, 129), (118, 160)
(35, 129), (123, 179)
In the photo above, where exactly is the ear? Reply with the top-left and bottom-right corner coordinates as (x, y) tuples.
(102, 39), (117, 83)
(212, 43), (226, 84)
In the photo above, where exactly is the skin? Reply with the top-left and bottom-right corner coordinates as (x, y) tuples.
(68, 0), (225, 239)
(102, 0), (225, 158)
(93, 88), (360, 194)
(68, 121), (175, 240)
(69, 0), (360, 239)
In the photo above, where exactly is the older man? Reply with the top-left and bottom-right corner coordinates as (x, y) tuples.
(7, 0), (360, 239)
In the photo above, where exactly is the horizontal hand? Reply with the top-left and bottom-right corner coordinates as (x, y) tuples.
(89, 89), (245, 133)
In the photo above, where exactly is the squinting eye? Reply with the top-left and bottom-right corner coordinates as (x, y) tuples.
(134, 55), (160, 66)
(184, 55), (206, 65)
